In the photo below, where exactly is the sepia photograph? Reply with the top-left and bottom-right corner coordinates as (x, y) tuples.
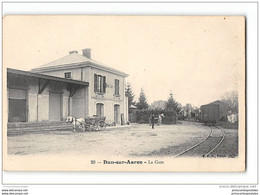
(3, 15), (245, 171)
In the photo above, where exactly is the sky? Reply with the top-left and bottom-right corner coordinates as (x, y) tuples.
(3, 16), (245, 107)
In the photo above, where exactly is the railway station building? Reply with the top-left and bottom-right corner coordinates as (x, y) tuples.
(7, 48), (129, 125)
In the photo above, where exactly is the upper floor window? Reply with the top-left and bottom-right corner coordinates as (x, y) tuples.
(115, 79), (119, 96)
(94, 74), (106, 93)
(64, 72), (71, 79)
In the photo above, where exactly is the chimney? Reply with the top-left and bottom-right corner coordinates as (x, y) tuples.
(82, 48), (91, 58)
(69, 50), (78, 54)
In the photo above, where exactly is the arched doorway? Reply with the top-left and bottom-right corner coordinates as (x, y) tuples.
(96, 103), (104, 117)
(114, 104), (120, 124)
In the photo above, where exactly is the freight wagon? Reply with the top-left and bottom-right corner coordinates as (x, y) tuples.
(200, 104), (220, 125)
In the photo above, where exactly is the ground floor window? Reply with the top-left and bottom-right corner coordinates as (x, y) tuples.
(96, 103), (104, 117)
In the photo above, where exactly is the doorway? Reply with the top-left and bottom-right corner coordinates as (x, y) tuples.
(49, 92), (62, 121)
(96, 103), (104, 117)
(114, 104), (120, 124)
(8, 89), (27, 122)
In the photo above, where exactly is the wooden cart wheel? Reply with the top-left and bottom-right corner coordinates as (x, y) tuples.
(85, 124), (90, 131)
(94, 125), (99, 131)
(88, 124), (95, 131)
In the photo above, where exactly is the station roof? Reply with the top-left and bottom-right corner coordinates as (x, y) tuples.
(7, 68), (89, 86)
(208, 100), (223, 105)
(31, 52), (129, 77)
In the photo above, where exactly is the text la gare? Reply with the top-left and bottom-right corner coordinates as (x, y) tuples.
(148, 160), (164, 164)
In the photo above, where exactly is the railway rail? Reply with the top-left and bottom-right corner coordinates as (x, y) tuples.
(174, 125), (225, 157)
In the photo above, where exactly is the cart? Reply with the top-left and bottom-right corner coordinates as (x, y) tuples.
(149, 115), (160, 126)
(156, 114), (165, 125)
(85, 116), (106, 131)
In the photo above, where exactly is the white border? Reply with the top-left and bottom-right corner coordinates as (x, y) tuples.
(1, 2), (258, 186)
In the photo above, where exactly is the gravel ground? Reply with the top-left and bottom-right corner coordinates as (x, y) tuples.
(7, 122), (238, 158)
(209, 128), (238, 158)
(145, 126), (238, 158)
(179, 136), (223, 157)
(177, 127), (224, 157)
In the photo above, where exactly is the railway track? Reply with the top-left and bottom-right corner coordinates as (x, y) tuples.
(174, 125), (225, 157)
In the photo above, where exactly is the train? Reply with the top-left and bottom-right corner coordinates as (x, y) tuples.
(200, 104), (220, 125)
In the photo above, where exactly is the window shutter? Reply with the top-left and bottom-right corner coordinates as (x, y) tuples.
(115, 79), (119, 95)
(117, 79), (119, 95)
(103, 76), (106, 93)
(115, 79), (117, 95)
(94, 74), (97, 92)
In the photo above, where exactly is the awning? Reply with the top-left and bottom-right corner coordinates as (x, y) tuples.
(7, 68), (89, 97)
(7, 68), (89, 86)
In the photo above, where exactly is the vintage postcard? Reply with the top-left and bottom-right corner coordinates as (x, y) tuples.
(3, 15), (245, 171)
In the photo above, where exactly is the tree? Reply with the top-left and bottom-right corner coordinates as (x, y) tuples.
(125, 82), (135, 111)
(221, 91), (238, 113)
(136, 88), (149, 110)
(162, 92), (181, 124)
(165, 92), (181, 114)
(150, 100), (167, 110)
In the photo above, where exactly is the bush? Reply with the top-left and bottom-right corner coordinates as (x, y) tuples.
(136, 109), (150, 124)
(163, 110), (177, 124)
(134, 108), (178, 124)
(178, 114), (186, 120)
(219, 115), (228, 122)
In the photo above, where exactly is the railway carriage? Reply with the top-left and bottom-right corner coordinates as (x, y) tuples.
(200, 104), (220, 125)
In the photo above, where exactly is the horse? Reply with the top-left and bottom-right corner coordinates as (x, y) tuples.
(66, 116), (85, 132)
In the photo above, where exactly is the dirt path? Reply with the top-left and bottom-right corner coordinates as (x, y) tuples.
(8, 122), (212, 157)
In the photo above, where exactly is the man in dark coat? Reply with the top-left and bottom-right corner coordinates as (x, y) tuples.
(151, 114), (155, 129)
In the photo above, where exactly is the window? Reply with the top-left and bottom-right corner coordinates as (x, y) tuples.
(64, 72), (71, 79)
(96, 103), (104, 117)
(97, 75), (102, 92)
(94, 74), (106, 93)
(115, 79), (119, 96)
